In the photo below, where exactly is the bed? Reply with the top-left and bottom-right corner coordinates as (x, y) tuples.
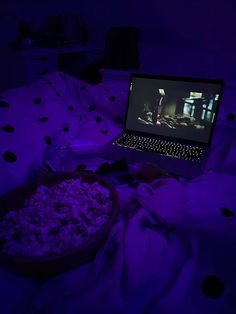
(0, 72), (236, 314)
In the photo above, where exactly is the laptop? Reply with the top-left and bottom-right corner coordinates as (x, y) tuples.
(103, 73), (224, 179)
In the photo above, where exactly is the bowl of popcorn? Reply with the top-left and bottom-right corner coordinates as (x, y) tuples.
(0, 172), (119, 277)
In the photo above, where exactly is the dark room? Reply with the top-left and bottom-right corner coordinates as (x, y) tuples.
(0, 0), (236, 313)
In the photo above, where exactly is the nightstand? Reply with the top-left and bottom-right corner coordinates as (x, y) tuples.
(0, 44), (91, 91)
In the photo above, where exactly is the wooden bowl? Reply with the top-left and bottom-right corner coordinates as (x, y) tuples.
(0, 172), (119, 278)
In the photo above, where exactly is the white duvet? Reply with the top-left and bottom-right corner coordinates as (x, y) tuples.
(0, 73), (236, 314)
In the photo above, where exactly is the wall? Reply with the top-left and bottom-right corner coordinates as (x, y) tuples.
(0, 0), (68, 31)
(0, 0), (236, 79)
(76, 0), (236, 79)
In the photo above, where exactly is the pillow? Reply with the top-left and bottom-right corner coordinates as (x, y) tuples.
(205, 81), (236, 173)
(0, 72), (82, 196)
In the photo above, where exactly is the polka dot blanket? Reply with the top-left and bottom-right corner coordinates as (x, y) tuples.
(0, 72), (236, 314)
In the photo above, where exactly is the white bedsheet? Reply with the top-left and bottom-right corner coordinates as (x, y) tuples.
(0, 73), (236, 314)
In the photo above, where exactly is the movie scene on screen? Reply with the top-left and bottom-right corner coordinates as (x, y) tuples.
(139, 88), (218, 125)
(126, 78), (220, 143)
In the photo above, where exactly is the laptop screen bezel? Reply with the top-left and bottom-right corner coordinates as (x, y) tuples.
(123, 73), (224, 147)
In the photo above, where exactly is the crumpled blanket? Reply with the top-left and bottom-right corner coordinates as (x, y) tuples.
(21, 170), (235, 314)
(1, 73), (236, 314)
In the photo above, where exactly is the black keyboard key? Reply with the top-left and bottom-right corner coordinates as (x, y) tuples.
(116, 134), (203, 162)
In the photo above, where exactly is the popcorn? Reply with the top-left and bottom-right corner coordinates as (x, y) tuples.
(0, 178), (113, 256)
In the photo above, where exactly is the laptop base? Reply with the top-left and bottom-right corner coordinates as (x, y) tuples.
(99, 142), (208, 179)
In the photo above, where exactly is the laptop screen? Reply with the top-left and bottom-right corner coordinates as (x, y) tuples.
(125, 74), (224, 145)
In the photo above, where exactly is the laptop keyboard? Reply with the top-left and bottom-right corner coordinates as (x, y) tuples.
(115, 134), (204, 162)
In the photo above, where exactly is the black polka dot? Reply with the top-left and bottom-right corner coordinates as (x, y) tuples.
(165, 226), (175, 234)
(0, 101), (10, 108)
(96, 116), (102, 123)
(104, 87), (109, 92)
(206, 167), (213, 172)
(201, 275), (224, 299)
(80, 85), (87, 91)
(108, 96), (116, 102)
(59, 73), (65, 80)
(33, 97), (42, 104)
(101, 130), (108, 134)
(38, 117), (48, 122)
(3, 151), (17, 163)
(227, 113), (235, 121)
(44, 136), (52, 145)
(220, 207), (234, 218)
(1, 125), (15, 133)
(68, 105), (75, 111)
(78, 115), (83, 121)
(63, 125), (69, 132)
(56, 92), (61, 97)
(45, 81), (53, 85)
(75, 164), (87, 171)
(88, 105), (95, 111)
(0, 95), (5, 99)
(115, 116), (123, 124)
